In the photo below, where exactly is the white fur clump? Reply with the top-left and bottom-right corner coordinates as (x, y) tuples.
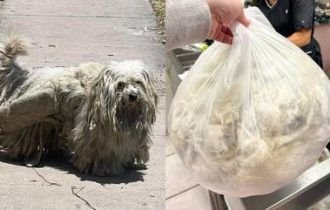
(169, 8), (330, 197)
(0, 34), (158, 176)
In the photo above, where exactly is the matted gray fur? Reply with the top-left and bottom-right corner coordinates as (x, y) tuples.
(0, 34), (158, 176)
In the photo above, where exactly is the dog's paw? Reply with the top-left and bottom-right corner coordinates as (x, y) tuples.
(24, 148), (45, 167)
(125, 160), (147, 170)
(136, 148), (150, 163)
(124, 148), (150, 170)
(125, 152), (148, 170)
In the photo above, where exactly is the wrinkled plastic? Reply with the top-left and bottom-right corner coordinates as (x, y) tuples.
(169, 7), (330, 197)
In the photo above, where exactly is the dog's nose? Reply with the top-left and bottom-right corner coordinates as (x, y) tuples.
(129, 93), (137, 102)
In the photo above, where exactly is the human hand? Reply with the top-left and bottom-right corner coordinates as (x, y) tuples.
(207, 0), (250, 44)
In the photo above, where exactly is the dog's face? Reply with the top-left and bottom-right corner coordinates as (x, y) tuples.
(113, 66), (150, 109)
(88, 60), (158, 133)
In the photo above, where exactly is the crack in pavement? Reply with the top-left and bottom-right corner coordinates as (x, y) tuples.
(32, 168), (62, 187)
(71, 186), (97, 210)
(31, 169), (96, 209)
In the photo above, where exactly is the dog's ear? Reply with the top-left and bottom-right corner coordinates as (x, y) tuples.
(73, 65), (116, 138)
(140, 64), (158, 124)
(87, 65), (116, 123)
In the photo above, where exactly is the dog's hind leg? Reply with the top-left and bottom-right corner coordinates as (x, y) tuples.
(0, 122), (59, 166)
(0, 89), (57, 135)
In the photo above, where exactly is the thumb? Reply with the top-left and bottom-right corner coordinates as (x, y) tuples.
(237, 12), (250, 27)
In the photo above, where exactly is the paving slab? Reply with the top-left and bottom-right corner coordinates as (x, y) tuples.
(166, 186), (212, 210)
(0, 0), (166, 209)
(165, 142), (213, 210)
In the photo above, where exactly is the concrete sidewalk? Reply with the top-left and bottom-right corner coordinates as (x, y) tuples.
(0, 0), (166, 209)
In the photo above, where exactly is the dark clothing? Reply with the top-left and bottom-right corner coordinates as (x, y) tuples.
(257, 0), (314, 37)
(301, 38), (323, 68)
(256, 0), (323, 68)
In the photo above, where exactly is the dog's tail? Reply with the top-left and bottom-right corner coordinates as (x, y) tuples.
(0, 34), (29, 102)
(0, 33), (28, 66)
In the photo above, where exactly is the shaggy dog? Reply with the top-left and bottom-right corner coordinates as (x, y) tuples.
(0, 34), (158, 176)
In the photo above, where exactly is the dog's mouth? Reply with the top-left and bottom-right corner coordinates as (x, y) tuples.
(115, 99), (147, 130)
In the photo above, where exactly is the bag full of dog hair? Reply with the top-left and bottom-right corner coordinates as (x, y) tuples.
(169, 7), (330, 197)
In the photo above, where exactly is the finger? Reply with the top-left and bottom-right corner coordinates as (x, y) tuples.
(223, 35), (233, 45)
(220, 26), (233, 44)
(237, 12), (250, 27)
(221, 26), (233, 37)
(214, 28), (233, 45)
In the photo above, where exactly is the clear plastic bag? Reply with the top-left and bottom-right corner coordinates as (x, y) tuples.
(169, 7), (330, 197)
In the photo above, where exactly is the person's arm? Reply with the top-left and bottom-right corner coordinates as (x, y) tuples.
(166, 0), (211, 51)
(289, 0), (314, 47)
(166, 0), (250, 50)
(287, 28), (312, 47)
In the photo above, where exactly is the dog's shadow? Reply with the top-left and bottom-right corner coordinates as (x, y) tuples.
(0, 149), (146, 185)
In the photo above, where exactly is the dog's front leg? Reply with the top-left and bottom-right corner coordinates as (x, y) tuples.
(136, 143), (150, 165)
(0, 89), (58, 135)
(125, 142), (150, 170)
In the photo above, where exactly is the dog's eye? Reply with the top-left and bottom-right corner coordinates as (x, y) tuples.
(117, 81), (125, 89)
(136, 81), (143, 86)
